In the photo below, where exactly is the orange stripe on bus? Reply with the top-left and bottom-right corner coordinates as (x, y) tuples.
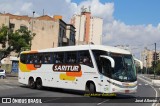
(26, 64), (37, 70)
(66, 70), (82, 77)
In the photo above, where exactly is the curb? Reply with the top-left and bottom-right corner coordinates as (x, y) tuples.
(142, 75), (160, 86)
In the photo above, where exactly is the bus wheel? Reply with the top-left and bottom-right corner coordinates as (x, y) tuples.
(89, 83), (96, 93)
(29, 78), (36, 89)
(36, 78), (43, 90)
(0, 76), (4, 79)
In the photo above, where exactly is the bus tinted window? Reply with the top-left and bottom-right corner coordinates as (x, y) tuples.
(43, 53), (52, 64)
(33, 54), (39, 64)
(20, 54), (28, 64)
(65, 51), (77, 64)
(92, 50), (108, 70)
(78, 50), (93, 67)
(28, 54), (34, 64)
(37, 54), (43, 64)
(54, 52), (64, 64)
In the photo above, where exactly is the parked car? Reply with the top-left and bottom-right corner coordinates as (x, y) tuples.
(0, 69), (6, 79)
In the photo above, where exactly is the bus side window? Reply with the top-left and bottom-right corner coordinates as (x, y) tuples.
(37, 54), (43, 64)
(54, 52), (64, 64)
(78, 51), (93, 67)
(43, 53), (51, 64)
(65, 51), (77, 64)
(34, 54), (38, 64)
(20, 54), (27, 64)
(29, 54), (34, 64)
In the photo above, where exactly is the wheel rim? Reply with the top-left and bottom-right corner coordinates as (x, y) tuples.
(37, 79), (42, 88)
(29, 79), (34, 88)
(89, 83), (95, 93)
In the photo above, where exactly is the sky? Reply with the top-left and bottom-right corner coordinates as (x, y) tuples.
(0, 0), (160, 58)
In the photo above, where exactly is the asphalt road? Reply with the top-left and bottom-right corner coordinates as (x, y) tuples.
(0, 76), (159, 106)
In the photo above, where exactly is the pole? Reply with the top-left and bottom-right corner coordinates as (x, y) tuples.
(146, 56), (147, 74)
(43, 9), (44, 16)
(154, 43), (156, 79)
(30, 11), (35, 49)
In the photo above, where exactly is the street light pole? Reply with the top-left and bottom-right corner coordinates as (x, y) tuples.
(30, 11), (35, 50)
(32, 11), (35, 33)
(154, 43), (156, 79)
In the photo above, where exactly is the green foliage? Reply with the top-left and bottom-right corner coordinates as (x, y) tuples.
(0, 25), (35, 60)
(155, 61), (160, 75)
(0, 25), (8, 48)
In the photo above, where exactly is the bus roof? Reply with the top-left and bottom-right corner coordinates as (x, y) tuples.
(21, 45), (131, 54)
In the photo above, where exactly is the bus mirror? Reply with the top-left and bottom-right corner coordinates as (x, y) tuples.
(100, 55), (115, 68)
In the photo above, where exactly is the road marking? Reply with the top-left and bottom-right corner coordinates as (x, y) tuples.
(138, 77), (158, 106)
(138, 83), (142, 85)
(0, 85), (18, 90)
(3, 85), (14, 89)
(145, 84), (148, 85)
(97, 99), (109, 105)
(4, 80), (9, 83)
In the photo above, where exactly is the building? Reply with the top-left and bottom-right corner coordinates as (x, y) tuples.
(71, 6), (103, 45)
(141, 48), (160, 68)
(0, 13), (76, 50)
(0, 13), (76, 64)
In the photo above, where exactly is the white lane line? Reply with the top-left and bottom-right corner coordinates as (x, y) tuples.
(145, 84), (149, 85)
(138, 77), (158, 106)
(97, 99), (109, 105)
(138, 83), (142, 85)
(3, 85), (14, 89)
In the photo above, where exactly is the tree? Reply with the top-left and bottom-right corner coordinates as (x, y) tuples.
(0, 25), (35, 61)
(155, 61), (160, 75)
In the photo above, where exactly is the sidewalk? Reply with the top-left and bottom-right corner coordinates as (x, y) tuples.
(141, 74), (160, 86)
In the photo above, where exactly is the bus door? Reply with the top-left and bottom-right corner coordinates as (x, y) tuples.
(99, 56), (115, 93)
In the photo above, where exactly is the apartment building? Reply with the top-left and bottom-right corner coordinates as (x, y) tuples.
(141, 48), (160, 68)
(71, 6), (103, 45)
(0, 13), (76, 50)
(0, 13), (76, 64)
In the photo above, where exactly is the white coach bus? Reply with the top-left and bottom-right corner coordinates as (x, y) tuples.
(19, 45), (137, 94)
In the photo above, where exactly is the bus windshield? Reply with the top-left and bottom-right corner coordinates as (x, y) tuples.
(111, 54), (137, 82)
(92, 50), (137, 82)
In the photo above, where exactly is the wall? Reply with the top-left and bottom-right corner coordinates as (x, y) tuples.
(90, 17), (103, 45)
(31, 19), (59, 50)
(73, 15), (86, 45)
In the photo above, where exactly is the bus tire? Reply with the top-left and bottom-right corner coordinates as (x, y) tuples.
(36, 78), (43, 90)
(0, 76), (4, 79)
(29, 77), (36, 89)
(89, 83), (96, 93)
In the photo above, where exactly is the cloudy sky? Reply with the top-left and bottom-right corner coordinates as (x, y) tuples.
(0, 0), (160, 58)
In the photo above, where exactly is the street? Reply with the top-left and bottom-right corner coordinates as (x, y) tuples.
(0, 75), (159, 106)
(0, 76), (159, 106)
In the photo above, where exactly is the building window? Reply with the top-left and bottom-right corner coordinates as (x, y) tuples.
(20, 25), (28, 30)
(9, 23), (15, 30)
(42, 27), (44, 30)
(59, 28), (62, 37)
